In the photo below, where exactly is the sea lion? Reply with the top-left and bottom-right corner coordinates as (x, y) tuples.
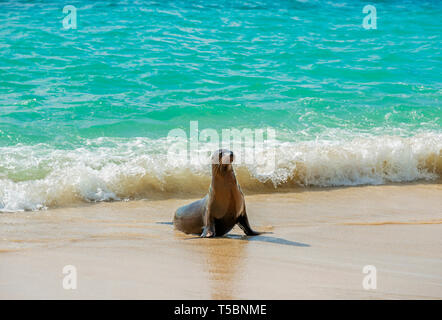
(173, 149), (261, 238)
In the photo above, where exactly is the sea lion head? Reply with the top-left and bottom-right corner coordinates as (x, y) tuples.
(211, 149), (234, 175)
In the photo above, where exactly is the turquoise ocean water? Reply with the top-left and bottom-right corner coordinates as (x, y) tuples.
(0, 0), (441, 211)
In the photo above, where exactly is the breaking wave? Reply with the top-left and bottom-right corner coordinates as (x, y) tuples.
(0, 133), (441, 212)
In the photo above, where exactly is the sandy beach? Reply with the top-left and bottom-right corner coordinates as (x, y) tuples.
(0, 183), (441, 299)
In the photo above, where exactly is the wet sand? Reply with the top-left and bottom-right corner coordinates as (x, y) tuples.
(0, 183), (441, 299)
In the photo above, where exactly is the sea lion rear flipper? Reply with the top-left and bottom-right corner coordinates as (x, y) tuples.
(237, 212), (260, 236)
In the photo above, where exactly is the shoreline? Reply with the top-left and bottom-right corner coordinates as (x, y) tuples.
(1, 183), (441, 299)
(2, 179), (441, 214)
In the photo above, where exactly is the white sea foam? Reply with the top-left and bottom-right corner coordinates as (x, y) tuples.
(0, 133), (440, 212)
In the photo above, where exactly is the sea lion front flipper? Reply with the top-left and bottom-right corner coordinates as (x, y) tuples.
(201, 202), (215, 238)
(237, 211), (260, 236)
(201, 225), (215, 238)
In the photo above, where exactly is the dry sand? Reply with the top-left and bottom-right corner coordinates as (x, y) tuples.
(0, 183), (441, 299)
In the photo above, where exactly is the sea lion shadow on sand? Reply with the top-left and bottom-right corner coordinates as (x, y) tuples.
(181, 232), (310, 248)
(156, 223), (310, 247)
(228, 233), (310, 247)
